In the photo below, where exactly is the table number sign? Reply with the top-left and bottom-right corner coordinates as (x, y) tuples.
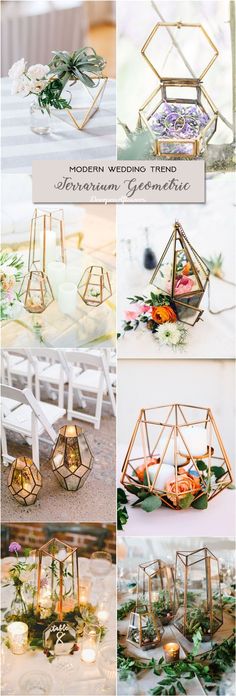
(43, 621), (77, 656)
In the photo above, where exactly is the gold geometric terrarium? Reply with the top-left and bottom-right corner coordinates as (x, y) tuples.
(35, 538), (80, 620)
(49, 424), (94, 491)
(78, 265), (112, 307)
(8, 457), (42, 506)
(121, 404), (233, 510)
(139, 22), (219, 158)
(28, 208), (65, 271)
(150, 221), (210, 326)
(19, 270), (54, 313)
(127, 605), (164, 650)
(137, 559), (175, 624)
(174, 546), (223, 641)
(53, 77), (108, 130)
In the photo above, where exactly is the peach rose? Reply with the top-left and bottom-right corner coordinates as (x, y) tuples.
(166, 472), (201, 507)
(152, 305), (177, 324)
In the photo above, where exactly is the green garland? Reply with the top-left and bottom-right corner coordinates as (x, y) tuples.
(117, 600), (136, 620)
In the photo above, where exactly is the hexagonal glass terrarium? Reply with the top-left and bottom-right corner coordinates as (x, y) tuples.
(35, 538), (80, 620)
(139, 22), (218, 157)
(150, 221), (210, 326)
(127, 605), (164, 650)
(8, 457), (42, 506)
(137, 560), (175, 625)
(174, 547), (223, 642)
(19, 270), (54, 313)
(50, 424), (94, 491)
(121, 404), (233, 510)
(78, 265), (112, 307)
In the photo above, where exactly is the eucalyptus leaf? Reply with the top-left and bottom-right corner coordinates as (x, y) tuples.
(191, 493), (208, 509)
(140, 495), (162, 512)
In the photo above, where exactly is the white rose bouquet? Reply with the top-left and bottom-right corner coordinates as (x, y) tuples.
(0, 251), (24, 321)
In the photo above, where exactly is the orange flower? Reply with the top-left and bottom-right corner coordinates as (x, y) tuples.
(136, 457), (159, 483)
(152, 305), (177, 324)
(182, 262), (191, 276)
(166, 472), (201, 507)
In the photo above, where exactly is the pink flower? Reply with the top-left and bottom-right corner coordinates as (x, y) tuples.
(9, 542), (22, 554)
(174, 276), (194, 295)
(139, 304), (151, 314)
(125, 304), (151, 321)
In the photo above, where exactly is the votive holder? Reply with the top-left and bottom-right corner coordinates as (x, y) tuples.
(80, 624), (101, 664)
(163, 642), (180, 663)
(7, 621), (28, 654)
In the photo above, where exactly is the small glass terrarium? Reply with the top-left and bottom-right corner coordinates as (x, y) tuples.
(139, 22), (218, 157)
(35, 538), (80, 620)
(137, 559), (175, 625)
(174, 547), (223, 642)
(150, 221), (210, 326)
(49, 424), (94, 492)
(19, 270), (54, 313)
(53, 77), (108, 130)
(8, 457), (42, 506)
(127, 605), (164, 651)
(121, 404), (233, 510)
(78, 265), (112, 307)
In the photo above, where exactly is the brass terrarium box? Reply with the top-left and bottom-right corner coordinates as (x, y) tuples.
(139, 22), (218, 157)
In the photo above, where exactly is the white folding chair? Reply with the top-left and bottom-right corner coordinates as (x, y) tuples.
(1, 384), (65, 469)
(65, 350), (116, 430)
(2, 350), (34, 391)
(26, 348), (69, 408)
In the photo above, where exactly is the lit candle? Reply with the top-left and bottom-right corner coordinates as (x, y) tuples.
(81, 646), (96, 663)
(58, 282), (77, 314)
(79, 576), (91, 606)
(179, 426), (208, 457)
(7, 622), (28, 654)
(39, 229), (57, 268)
(47, 261), (66, 299)
(97, 601), (109, 624)
(163, 642), (180, 663)
(80, 625), (100, 663)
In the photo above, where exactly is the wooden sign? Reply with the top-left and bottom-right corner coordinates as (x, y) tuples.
(43, 621), (77, 656)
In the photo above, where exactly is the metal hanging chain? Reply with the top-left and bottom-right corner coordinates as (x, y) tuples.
(208, 275), (236, 314)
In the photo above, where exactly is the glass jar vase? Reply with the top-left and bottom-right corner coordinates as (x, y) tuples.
(30, 101), (51, 135)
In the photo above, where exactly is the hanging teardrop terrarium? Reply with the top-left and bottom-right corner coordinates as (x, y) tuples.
(78, 265), (112, 307)
(150, 221), (210, 326)
(138, 22), (219, 157)
(137, 559), (175, 625)
(49, 424), (94, 491)
(120, 403), (233, 511)
(35, 538), (80, 620)
(174, 546), (223, 642)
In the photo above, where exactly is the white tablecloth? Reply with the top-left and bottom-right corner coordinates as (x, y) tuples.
(1, 78), (116, 173)
(1, 557), (116, 696)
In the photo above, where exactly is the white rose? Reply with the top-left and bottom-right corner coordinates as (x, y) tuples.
(31, 79), (48, 94)
(27, 64), (49, 80)
(8, 58), (26, 80)
(11, 75), (31, 96)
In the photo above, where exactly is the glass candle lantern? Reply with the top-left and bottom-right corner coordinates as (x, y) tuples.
(79, 576), (92, 606)
(7, 621), (28, 654)
(127, 605), (164, 651)
(49, 425), (94, 492)
(121, 404), (233, 510)
(8, 457), (42, 506)
(78, 265), (112, 307)
(28, 208), (65, 273)
(137, 559), (175, 624)
(19, 270), (54, 313)
(150, 221), (210, 326)
(174, 546), (223, 642)
(139, 22), (219, 158)
(96, 599), (110, 625)
(35, 538), (80, 620)
(80, 624), (101, 663)
(163, 642), (180, 663)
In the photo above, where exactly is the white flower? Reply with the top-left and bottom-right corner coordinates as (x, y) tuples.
(27, 64), (49, 80)
(8, 58), (26, 80)
(30, 78), (48, 94)
(155, 322), (186, 347)
(11, 75), (31, 96)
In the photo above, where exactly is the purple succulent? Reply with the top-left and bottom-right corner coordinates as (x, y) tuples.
(9, 541), (22, 554)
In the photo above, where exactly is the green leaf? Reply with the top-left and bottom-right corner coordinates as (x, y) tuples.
(210, 466), (226, 480)
(169, 687), (176, 695)
(140, 495), (162, 512)
(117, 488), (128, 504)
(191, 493), (208, 509)
(196, 460), (207, 471)
(177, 682), (187, 694)
(179, 493), (194, 509)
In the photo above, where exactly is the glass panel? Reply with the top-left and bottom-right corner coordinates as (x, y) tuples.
(143, 24), (217, 80)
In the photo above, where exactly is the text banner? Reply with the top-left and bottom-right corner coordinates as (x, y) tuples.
(33, 160), (205, 204)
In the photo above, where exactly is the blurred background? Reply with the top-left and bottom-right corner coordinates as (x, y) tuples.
(1, 523), (116, 561)
(1, 0), (115, 77)
(117, 536), (235, 570)
(117, 0), (233, 148)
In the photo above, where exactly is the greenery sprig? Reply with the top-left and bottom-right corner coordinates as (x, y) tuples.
(117, 600), (136, 621)
(117, 488), (129, 530)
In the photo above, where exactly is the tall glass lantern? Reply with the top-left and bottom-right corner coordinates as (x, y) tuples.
(174, 547), (223, 641)
(137, 559), (175, 624)
(139, 22), (219, 157)
(28, 208), (65, 272)
(35, 538), (80, 620)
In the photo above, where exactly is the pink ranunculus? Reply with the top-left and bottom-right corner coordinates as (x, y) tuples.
(174, 275), (194, 295)
(138, 304), (152, 314)
(124, 309), (140, 321)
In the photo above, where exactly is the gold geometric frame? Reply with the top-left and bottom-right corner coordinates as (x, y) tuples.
(127, 605), (164, 650)
(35, 537), (80, 621)
(139, 22), (219, 158)
(53, 77), (108, 130)
(28, 208), (65, 273)
(120, 404), (233, 510)
(137, 559), (175, 624)
(49, 424), (94, 491)
(150, 221), (210, 326)
(19, 270), (54, 313)
(174, 546), (223, 641)
(8, 457), (42, 506)
(78, 265), (112, 307)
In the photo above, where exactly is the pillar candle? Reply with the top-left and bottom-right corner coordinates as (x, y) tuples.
(39, 229), (57, 269)
(47, 261), (66, 299)
(179, 426), (208, 457)
(58, 283), (77, 314)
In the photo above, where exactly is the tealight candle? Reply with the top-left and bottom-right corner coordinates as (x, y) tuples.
(47, 261), (66, 299)
(179, 426), (208, 457)
(80, 625), (100, 664)
(58, 282), (77, 314)
(7, 621), (28, 655)
(163, 642), (180, 663)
